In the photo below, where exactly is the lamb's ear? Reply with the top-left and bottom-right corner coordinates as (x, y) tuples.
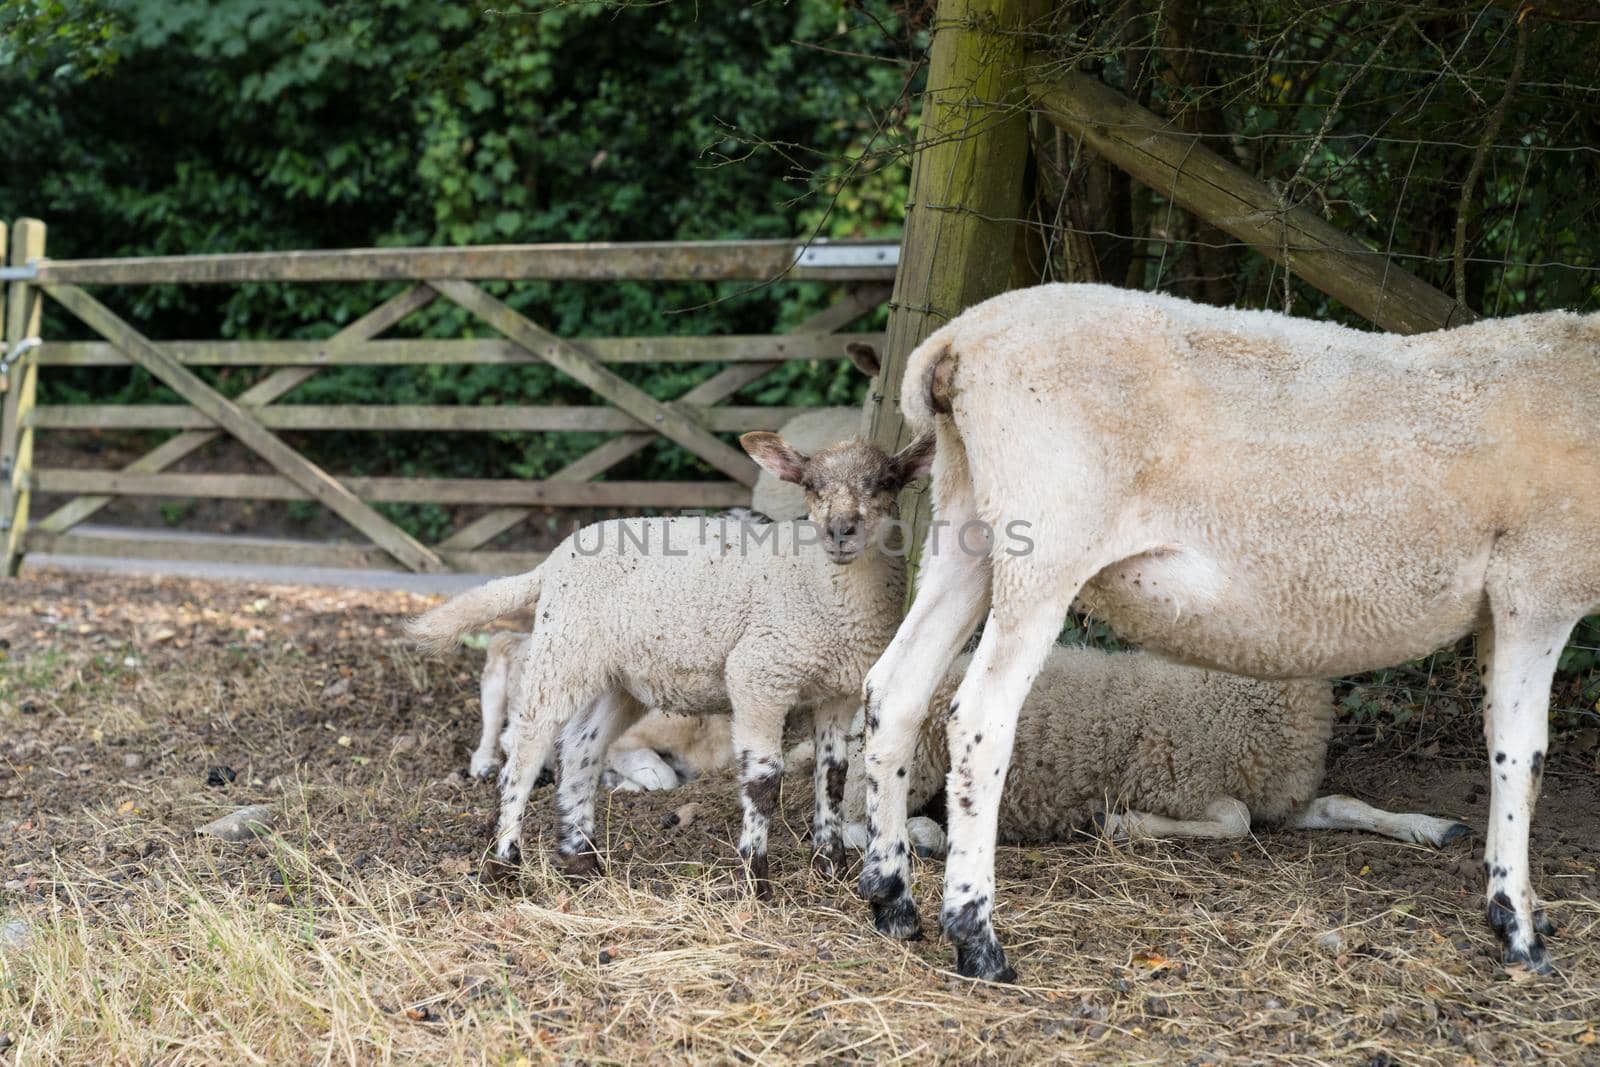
(886, 431), (936, 488)
(740, 432), (809, 485)
(844, 341), (881, 377)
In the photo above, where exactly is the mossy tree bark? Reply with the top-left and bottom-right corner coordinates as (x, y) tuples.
(868, 0), (1048, 598)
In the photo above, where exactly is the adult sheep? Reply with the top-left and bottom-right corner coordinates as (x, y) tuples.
(856, 283), (1598, 980)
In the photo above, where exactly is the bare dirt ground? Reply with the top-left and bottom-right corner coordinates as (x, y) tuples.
(2, 570), (1598, 1064)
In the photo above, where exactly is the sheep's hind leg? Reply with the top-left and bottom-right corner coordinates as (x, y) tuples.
(941, 583), (1079, 983)
(809, 695), (856, 879)
(1101, 797), (1251, 841)
(471, 643), (513, 779)
(858, 517), (990, 940)
(554, 689), (647, 878)
(485, 653), (592, 880)
(1287, 794), (1471, 848)
(1477, 611), (1573, 973)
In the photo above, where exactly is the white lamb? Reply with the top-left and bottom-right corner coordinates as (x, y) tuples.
(410, 430), (934, 895)
(857, 283), (1600, 980)
(834, 646), (1469, 856)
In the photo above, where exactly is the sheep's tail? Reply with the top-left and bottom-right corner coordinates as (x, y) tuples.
(898, 322), (962, 433)
(405, 564), (546, 656)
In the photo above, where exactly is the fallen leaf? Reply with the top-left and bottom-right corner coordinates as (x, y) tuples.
(117, 800), (136, 814)
(1131, 950), (1177, 972)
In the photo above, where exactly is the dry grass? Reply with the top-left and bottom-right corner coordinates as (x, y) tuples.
(2, 570), (1599, 1064)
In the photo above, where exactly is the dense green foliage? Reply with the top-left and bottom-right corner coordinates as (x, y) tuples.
(0, 0), (919, 490)
(1029, 2), (1600, 317)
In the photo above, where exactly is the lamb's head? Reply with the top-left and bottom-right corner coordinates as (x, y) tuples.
(740, 430), (935, 564)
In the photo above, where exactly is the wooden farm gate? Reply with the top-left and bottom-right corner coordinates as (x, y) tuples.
(0, 223), (897, 576)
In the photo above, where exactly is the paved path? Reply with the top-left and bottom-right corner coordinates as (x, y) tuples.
(22, 526), (492, 596)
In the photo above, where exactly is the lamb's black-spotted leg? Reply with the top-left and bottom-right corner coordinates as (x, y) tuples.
(809, 695), (856, 879)
(1477, 612), (1572, 973)
(727, 661), (795, 901)
(553, 689), (646, 878)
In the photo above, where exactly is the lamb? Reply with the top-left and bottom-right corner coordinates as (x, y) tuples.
(472, 631), (731, 791)
(856, 284), (1600, 980)
(835, 645), (1469, 856)
(465, 367), (879, 797)
(409, 429), (934, 896)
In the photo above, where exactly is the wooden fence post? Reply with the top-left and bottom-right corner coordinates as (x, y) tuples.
(2, 218), (46, 576)
(867, 0), (1045, 593)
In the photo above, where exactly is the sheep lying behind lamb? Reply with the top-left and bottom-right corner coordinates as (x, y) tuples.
(410, 430), (935, 896)
(473, 632), (1467, 858)
(833, 646), (1469, 856)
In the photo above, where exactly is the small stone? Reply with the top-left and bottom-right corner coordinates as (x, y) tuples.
(1316, 929), (1345, 953)
(122, 752), (145, 770)
(443, 771), (465, 789)
(206, 765), (237, 788)
(1, 918), (32, 953)
(392, 734), (418, 754)
(196, 804), (275, 843)
(0, 1033), (12, 1051)
(19, 702), (38, 715)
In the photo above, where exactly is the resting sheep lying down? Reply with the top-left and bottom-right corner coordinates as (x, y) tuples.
(834, 646), (1468, 857)
(471, 635), (1467, 858)
(858, 283), (1600, 979)
(410, 430), (935, 896)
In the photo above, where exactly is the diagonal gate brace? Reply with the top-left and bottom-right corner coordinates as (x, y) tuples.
(36, 284), (438, 536)
(42, 283), (446, 573)
(431, 279), (759, 488)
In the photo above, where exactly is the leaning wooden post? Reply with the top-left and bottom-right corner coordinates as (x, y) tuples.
(867, 0), (1044, 596)
(2, 218), (47, 576)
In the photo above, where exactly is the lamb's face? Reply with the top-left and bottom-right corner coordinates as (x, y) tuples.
(740, 432), (936, 565)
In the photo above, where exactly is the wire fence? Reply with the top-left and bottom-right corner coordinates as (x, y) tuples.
(851, 1), (1600, 740)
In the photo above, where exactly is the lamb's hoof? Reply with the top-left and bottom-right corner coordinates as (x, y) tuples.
(1439, 822), (1472, 847)
(468, 756), (498, 781)
(558, 850), (605, 881)
(871, 896), (924, 941)
(810, 842), (847, 881)
(534, 767), (555, 789)
(479, 846), (522, 888)
(1533, 910), (1559, 938)
(743, 853), (773, 901)
(953, 937), (1016, 983)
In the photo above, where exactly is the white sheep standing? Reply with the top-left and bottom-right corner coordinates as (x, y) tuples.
(857, 283), (1600, 980)
(410, 430), (934, 895)
(835, 645), (1469, 856)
